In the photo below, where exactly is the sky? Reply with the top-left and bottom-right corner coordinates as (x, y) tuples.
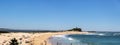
(0, 0), (120, 31)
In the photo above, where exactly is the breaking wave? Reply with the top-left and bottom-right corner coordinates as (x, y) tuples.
(49, 32), (120, 45)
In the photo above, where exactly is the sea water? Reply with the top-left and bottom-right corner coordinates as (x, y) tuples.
(49, 32), (120, 45)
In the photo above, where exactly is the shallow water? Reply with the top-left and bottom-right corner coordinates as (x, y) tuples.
(49, 32), (120, 45)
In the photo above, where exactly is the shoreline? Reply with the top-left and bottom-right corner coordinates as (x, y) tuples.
(0, 31), (89, 45)
(32, 31), (89, 45)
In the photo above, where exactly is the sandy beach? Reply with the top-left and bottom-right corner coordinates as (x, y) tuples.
(0, 31), (88, 45)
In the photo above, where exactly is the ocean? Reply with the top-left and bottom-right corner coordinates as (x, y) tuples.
(49, 32), (120, 45)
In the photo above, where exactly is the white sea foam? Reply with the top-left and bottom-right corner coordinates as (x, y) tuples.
(52, 34), (75, 41)
(85, 33), (105, 36)
(68, 37), (74, 40)
(52, 35), (66, 38)
(98, 33), (105, 36)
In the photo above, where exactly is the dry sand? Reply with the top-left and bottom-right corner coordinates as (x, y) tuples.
(0, 31), (89, 45)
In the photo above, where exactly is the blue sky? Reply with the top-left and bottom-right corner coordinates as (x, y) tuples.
(0, 0), (120, 31)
